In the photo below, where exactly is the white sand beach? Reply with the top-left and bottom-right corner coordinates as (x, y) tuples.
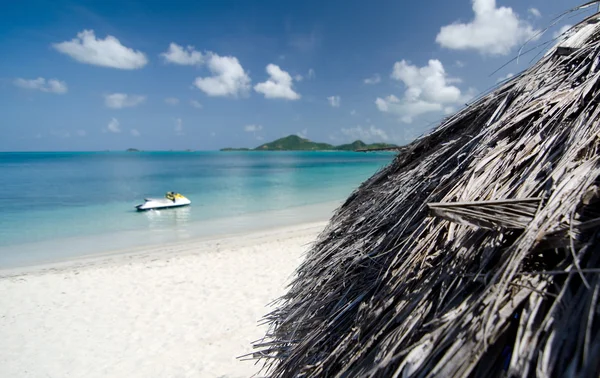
(0, 222), (326, 378)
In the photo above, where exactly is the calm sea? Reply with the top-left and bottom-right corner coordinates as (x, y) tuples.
(0, 151), (393, 267)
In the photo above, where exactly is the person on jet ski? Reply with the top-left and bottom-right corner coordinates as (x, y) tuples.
(166, 191), (176, 202)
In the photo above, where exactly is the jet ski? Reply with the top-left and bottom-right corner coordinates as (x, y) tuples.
(136, 192), (191, 211)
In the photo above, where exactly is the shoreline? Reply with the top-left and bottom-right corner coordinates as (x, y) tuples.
(0, 220), (327, 378)
(0, 200), (342, 269)
(0, 220), (327, 277)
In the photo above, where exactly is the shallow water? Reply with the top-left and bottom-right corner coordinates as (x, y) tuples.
(0, 151), (393, 267)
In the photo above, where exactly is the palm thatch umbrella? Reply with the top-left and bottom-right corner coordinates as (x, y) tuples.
(253, 4), (600, 377)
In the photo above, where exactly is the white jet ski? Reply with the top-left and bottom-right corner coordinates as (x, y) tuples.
(136, 192), (191, 211)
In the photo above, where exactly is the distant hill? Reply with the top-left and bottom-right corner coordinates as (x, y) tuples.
(221, 135), (397, 151)
(221, 147), (251, 151)
(333, 140), (369, 151)
(333, 140), (397, 151)
(256, 135), (334, 151)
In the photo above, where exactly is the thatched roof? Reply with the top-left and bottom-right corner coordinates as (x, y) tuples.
(254, 6), (600, 378)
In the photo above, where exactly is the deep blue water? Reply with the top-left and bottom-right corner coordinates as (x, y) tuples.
(0, 151), (393, 267)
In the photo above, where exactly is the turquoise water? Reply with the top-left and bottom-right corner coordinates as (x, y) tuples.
(0, 151), (393, 267)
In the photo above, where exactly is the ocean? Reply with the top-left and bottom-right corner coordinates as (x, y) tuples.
(0, 151), (394, 267)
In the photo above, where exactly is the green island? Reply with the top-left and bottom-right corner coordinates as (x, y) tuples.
(221, 135), (398, 152)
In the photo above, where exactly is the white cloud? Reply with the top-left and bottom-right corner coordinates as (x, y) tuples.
(327, 95), (341, 107)
(175, 118), (184, 136)
(190, 99), (203, 109)
(376, 96), (442, 124)
(375, 98), (388, 112)
(160, 43), (203, 65)
(364, 74), (381, 85)
(377, 60), (470, 123)
(44, 80), (68, 94)
(341, 125), (389, 142)
(106, 118), (121, 133)
(528, 8), (541, 18)
(244, 124), (263, 132)
(444, 106), (455, 115)
(392, 60), (463, 104)
(553, 25), (572, 39)
(76, 129), (86, 137)
(13, 77), (68, 94)
(295, 74), (303, 82)
(245, 124), (263, 140)
(375, 94), (399, 112)
(350, 109), (357, 116)
(104, 93), (146, 109)
(455, 60), (465, 68)
(193, 53), (251, 97)
(165, 97), (180, 105)
(130, 129), (140, 137)
(496, 72), (514, 83)
(254, 64), (301, 100)
(53, 30), (147, 69)
(297, 128), (308, 138)
(307, 68), (315, 79)
(436, 0), (539, 55)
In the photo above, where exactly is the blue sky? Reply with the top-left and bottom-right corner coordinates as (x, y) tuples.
(0, 0), (591, 151)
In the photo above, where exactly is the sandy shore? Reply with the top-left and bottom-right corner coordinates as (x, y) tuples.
(0, 221), (326, 378)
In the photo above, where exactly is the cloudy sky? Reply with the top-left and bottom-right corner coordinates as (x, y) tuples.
(0, 0), (590, 151)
